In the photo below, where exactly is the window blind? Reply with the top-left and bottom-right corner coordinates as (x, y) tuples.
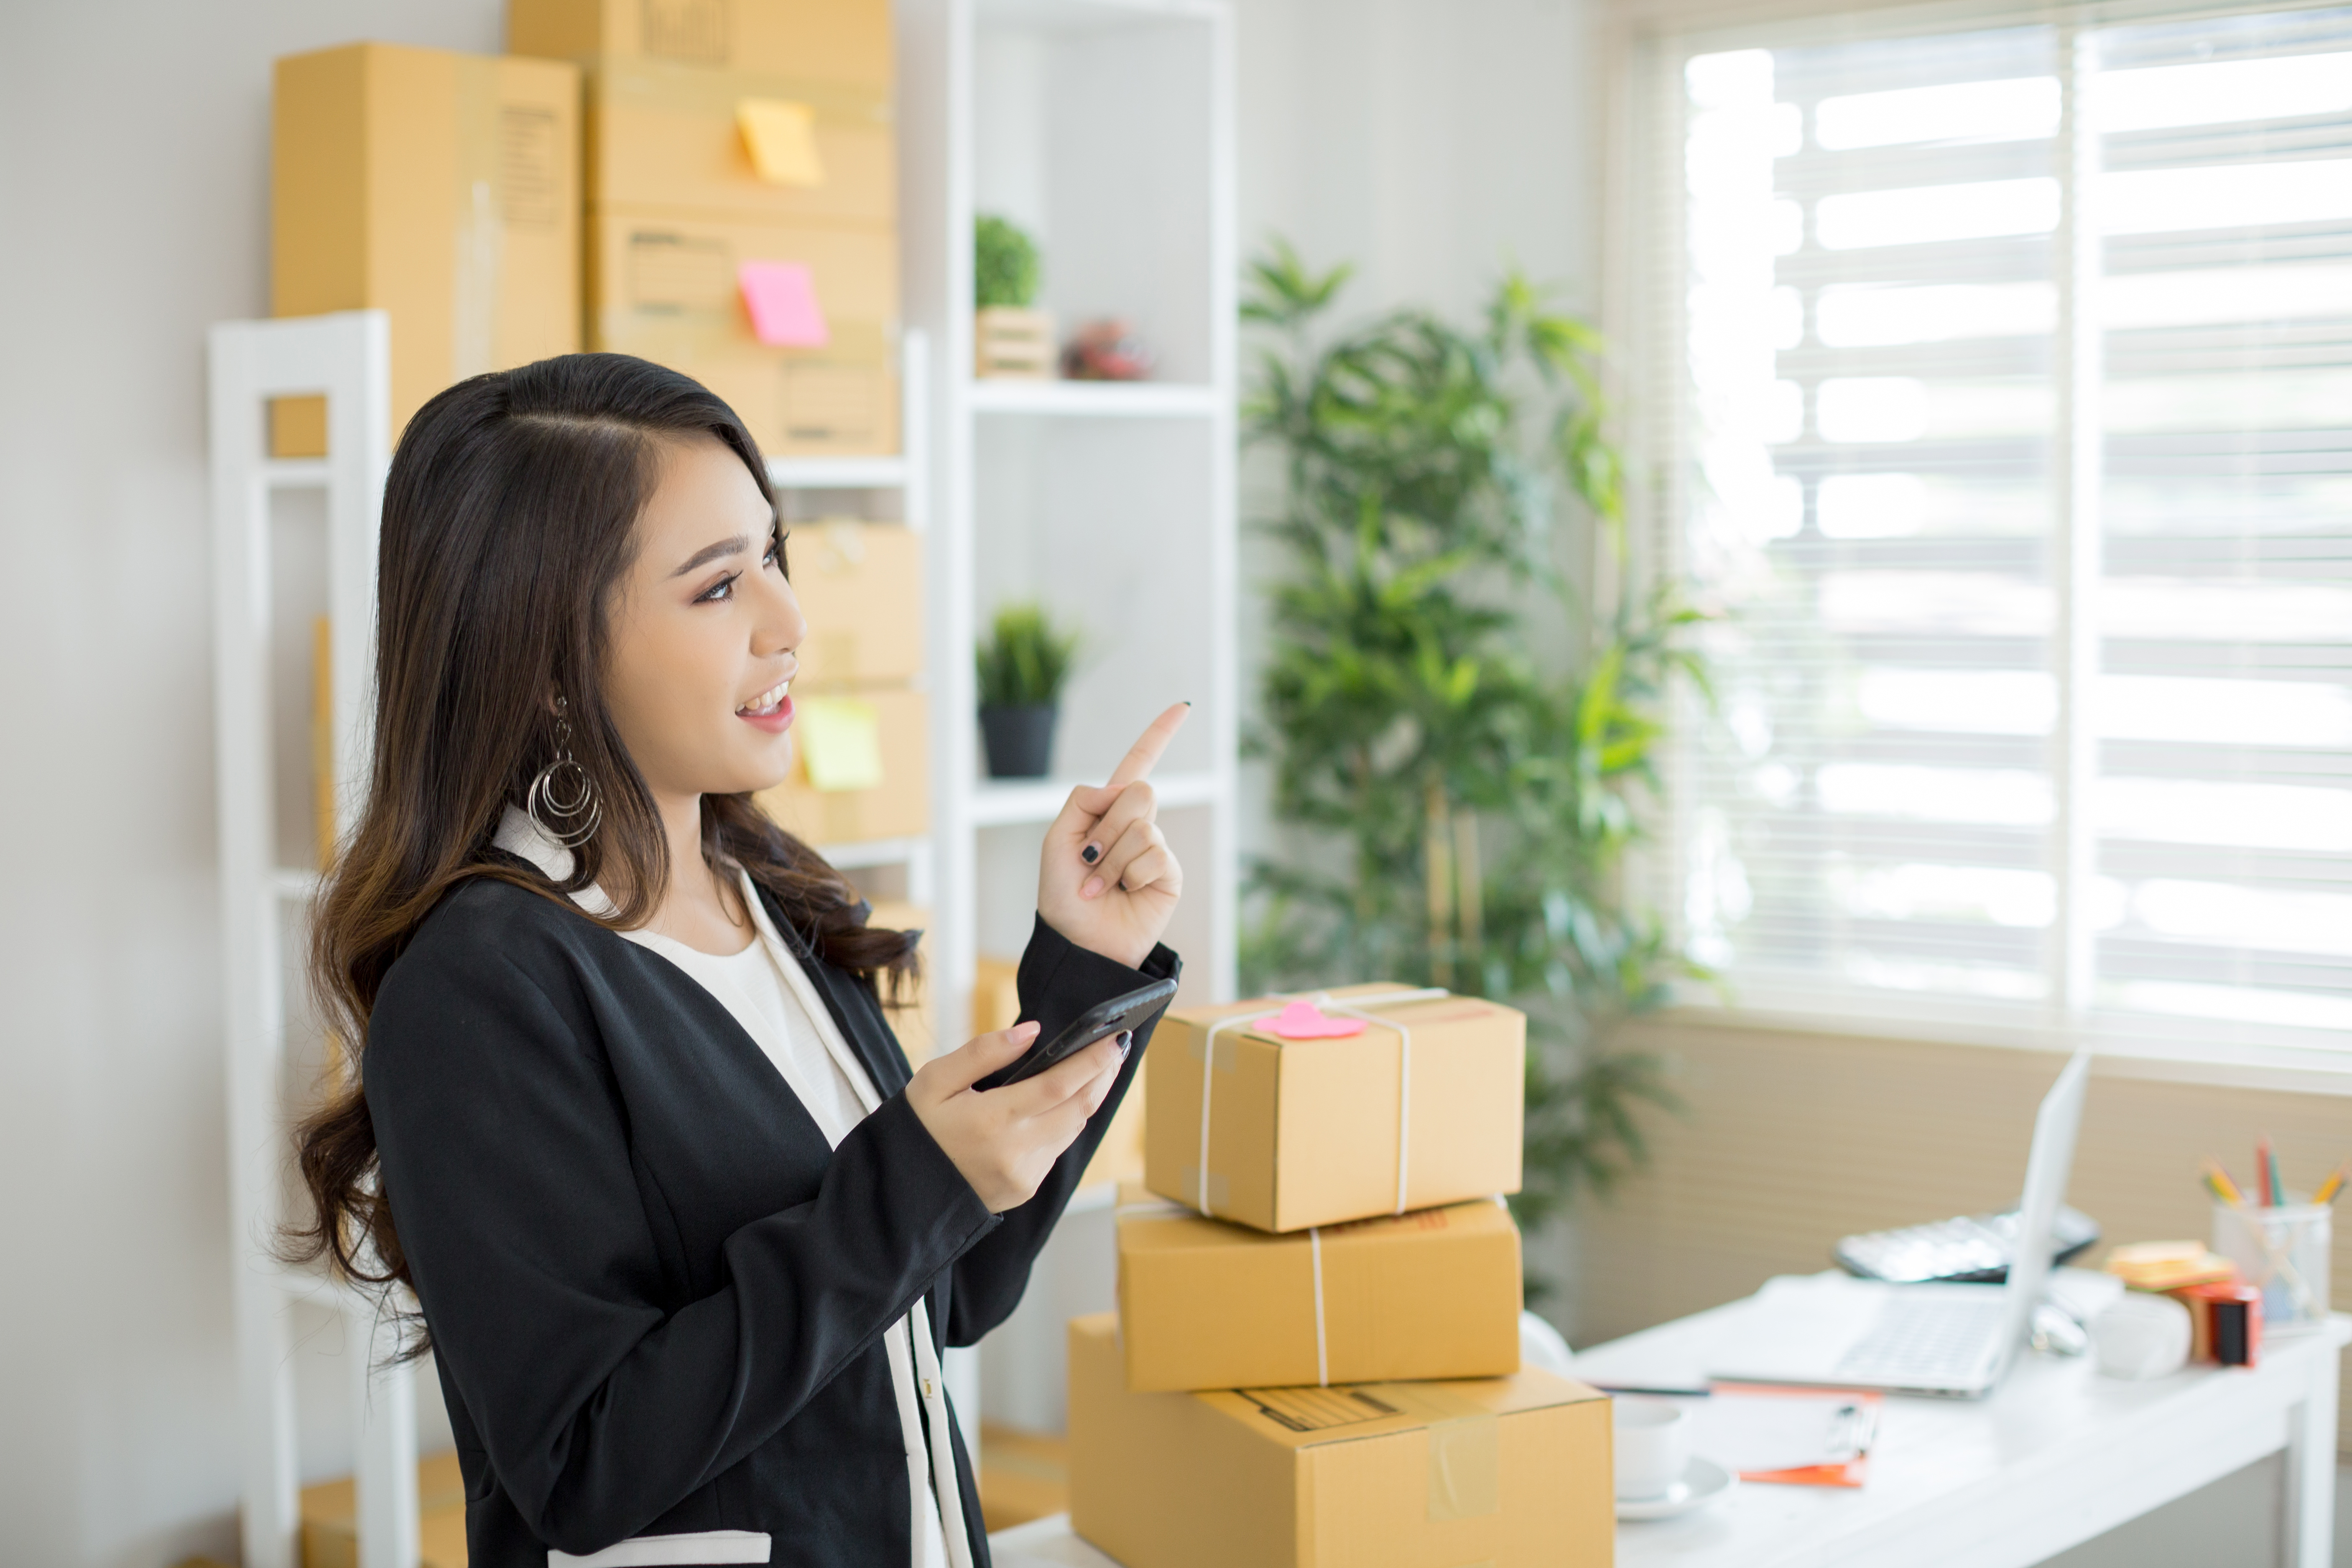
(1656, 1), (2352, 1068)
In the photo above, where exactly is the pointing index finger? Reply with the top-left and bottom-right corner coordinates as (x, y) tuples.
(1104, 702), (1190, 791)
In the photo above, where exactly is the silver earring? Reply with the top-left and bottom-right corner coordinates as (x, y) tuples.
(527, 695), (602, 848)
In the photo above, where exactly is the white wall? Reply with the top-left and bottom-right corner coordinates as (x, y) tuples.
(0, 0), (1599, 1560)
(0, 6), (503, 1563)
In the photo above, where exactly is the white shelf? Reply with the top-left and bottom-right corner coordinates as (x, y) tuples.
(272, 868), (321, 901)
(980, 0), (1224, 31)
(766, 454), (910, 489)
(965, 768), (1224, 827)
(262, 458), (332, 490)
(967, 379), (1221, 419)
(816, 836), (929, 869)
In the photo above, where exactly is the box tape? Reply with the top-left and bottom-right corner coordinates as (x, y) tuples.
(1370, 1382), (1503, 1522)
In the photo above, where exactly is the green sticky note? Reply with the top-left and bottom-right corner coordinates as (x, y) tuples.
(799, 696), (885, 792)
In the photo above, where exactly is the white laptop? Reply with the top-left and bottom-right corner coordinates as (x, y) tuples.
(1703, 1048), (2092, 1399)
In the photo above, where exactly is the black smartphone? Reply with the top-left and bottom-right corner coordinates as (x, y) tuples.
(974, 976), (1178, 1091)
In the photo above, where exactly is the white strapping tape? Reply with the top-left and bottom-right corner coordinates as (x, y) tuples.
(1196, 1007), (1281, 1217)
(1121, 1196), (1334, 1386)
(1309, 1224), (1328, 1385)
(1316, 988), (1450, 1214)
(1193, 989), (1450, 1220)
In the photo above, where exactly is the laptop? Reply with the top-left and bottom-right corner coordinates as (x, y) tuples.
(1703, 1048), (2092, 1399)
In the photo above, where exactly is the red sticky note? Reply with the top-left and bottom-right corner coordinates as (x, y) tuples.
(737, 260), (829, 347)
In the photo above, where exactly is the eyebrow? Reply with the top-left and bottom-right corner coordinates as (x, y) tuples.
(669, 534), (752, 579)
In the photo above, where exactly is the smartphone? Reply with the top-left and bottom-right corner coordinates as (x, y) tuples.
(974, 976), (1179, 1091)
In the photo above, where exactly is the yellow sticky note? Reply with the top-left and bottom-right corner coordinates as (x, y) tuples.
(737, 98), (826, 188)
(798, 696), (884, 792)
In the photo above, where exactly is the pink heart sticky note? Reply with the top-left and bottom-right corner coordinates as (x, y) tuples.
(738, 260), (829, 347)
(1266, 1000), (1366, 1040)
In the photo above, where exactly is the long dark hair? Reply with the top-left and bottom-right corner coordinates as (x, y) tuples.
(288, 353), (915, 1308)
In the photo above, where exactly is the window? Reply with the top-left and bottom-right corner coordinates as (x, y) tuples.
(1652, 2), (2352, 1071)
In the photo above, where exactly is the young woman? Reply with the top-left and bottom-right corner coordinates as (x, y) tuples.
(291, 354), (1185, 1568)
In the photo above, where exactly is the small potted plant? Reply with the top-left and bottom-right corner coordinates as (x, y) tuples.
(974, 214), (1053, 379)
(976, 604), (1079, 778)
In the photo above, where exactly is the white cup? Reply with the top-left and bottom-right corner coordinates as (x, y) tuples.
(1613, 1397), (1691, 1500)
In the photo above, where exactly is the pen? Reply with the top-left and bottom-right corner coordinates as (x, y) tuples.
(2203, 1160), (2246, 1208)
(2314, 1164), (2347, 1207)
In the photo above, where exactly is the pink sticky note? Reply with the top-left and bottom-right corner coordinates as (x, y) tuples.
(737, 260), (829, 347)
(1266, 1000), (1366, 1040)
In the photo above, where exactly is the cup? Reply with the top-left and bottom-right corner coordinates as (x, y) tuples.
(1613, 1397), (1691, 1500)
(2212, 1200), (2332, 1335)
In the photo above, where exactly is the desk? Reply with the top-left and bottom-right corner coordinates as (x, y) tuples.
(987, 1300), (2349, 1568)
(1572, 1296), (2347, 1568)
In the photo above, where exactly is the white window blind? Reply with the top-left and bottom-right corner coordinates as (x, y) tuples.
(1656, 1), (2352, 1072)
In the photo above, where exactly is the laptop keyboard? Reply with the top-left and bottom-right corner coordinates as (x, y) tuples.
(1835, 1293), (2010, 1384)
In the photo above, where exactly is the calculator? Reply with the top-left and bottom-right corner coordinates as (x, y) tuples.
(1834, 1206), (2101, 1285)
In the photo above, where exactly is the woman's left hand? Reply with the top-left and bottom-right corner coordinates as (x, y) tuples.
(1037, 704), (1189, 969)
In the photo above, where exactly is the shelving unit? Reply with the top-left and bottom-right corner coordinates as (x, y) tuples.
(210, 318), (946, 1562)
(209, 309), (415, 1568)
(903, 0), (1238, 1046)
(900, 0), (1238, 1437)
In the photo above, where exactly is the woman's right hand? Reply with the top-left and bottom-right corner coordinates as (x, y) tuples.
(906, 1022), (1127, 1213)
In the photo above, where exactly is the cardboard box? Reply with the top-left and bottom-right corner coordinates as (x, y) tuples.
(1067, 1313), (1612, 1568)
(971, 953), (1145, 1190)
(271, 43), (582, 456)
(755, 684), (926, 844)
(510, 0), (892, 87)
(585, 59), (893, 224)
(590, 204), (898, 456)
(301, 1451), (467, 1568)
(789, 520), (922, 687)
(972, 954), (1022, 1037)
(1117, 1191), (1522, 1392)
(865, 900), (933, 1064)
(1144, 985), (1525, 1234)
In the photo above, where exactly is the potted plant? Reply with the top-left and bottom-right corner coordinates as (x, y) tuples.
(976, 604), (1080, 778)
(974, 214), (1052, 379)
(1241, 240), (1714, 1270)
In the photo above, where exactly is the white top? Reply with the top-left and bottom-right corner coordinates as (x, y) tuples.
(494, 807), (969, 1568)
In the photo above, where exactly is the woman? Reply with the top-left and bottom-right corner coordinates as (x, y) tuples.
(291, 353), (1185, 1568)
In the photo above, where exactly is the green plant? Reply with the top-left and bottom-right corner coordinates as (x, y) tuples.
(1241, 239), (1714, 1244)
(974, 214), (1041, 310)
(977, 604), (1080, 708)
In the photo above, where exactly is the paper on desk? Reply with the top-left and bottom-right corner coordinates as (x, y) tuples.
(1692, 1385), (1881, 1488)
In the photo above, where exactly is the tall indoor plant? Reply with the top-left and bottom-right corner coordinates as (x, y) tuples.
(1240, 241), (1712, 1238)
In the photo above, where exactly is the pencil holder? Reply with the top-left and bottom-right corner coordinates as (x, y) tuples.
(2212, 1201), (2330, 1334)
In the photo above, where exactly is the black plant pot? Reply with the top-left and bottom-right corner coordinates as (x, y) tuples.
(980, 703), (1059, 778)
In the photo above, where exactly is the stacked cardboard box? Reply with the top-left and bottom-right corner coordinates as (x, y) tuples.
(753, 519), (927, 845)
(1069, 1315), (1613, 1568)
(270, 42), (583, 456)
(510, 0), (899, 457)
(1070, 985), (1614, 1567)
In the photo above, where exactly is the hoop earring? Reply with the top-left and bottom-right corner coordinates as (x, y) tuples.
(526, 694), (602, 849)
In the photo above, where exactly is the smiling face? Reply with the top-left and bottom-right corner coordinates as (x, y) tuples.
(601, 433), (807, 806)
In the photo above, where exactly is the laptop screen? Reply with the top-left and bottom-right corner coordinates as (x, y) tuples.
(1995, 1049), (2094, 1359)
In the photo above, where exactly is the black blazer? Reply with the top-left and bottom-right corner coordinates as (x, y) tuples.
(364, 871), (1177, 1567)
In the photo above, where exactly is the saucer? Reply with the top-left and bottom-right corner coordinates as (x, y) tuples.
(1616, 1456), (1738, 1521)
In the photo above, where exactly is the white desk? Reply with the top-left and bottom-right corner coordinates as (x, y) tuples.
(988, 1297), (2349, 1568)
(1571, 1293), (2347, 1568)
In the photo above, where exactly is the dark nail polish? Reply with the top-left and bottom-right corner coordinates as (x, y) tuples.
(1081, 844), (1101, 864)
(1117, 1032), (1134, 1060)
